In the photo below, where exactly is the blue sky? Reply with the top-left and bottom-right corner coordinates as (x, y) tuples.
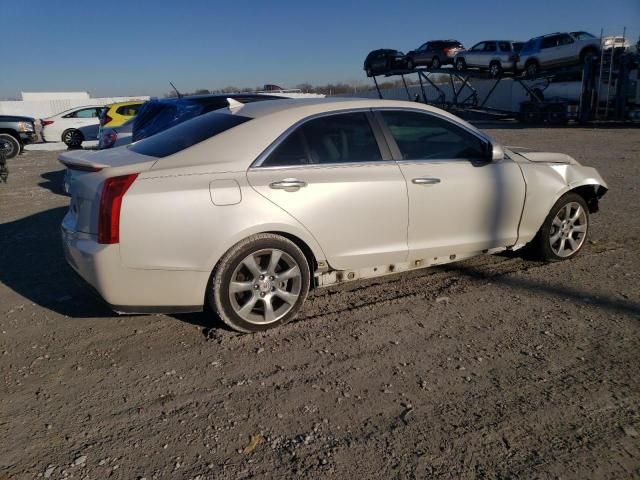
(0, 0), (638, 99)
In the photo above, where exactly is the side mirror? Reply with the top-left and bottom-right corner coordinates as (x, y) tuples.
(491, 143), (505, 162)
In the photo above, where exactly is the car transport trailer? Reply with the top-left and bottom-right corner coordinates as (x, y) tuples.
(367, 51), (640, 125)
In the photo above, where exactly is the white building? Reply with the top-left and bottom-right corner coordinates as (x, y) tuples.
(0, 92), (150, 119)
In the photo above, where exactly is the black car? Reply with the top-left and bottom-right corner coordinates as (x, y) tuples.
(405, 40), (465, 69)
(363, 49), (408, 77)
(0, 115), (37, 160)
(132, 93), (283, 142)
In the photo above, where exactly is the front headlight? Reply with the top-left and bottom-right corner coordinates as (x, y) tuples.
(17, 121), (34, 132)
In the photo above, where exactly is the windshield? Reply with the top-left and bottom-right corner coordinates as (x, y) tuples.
(129, 111), (251, 158)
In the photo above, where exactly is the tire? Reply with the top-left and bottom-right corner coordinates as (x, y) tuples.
(489, 61), (503, 78)
(365, 66), (373, 77)
(431, 56), (441, 69)
(529, 193), (589, 261)
(519, 102), (542, 124)
(580, 48), (598, 65)
(0, 134), (21, 160)
(209, 233), (311, 333)
(525, 60), (539, 78)
(406, 58), (415, 70)
(62, 129), (84, 147)
(455, 58), (466, 71)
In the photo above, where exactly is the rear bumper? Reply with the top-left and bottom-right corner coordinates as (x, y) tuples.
(61, 221), (208, 313)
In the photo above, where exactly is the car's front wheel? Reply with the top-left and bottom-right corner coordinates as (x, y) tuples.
(210, 234), (311, 333)
(431, 56), (441, 69)
(406, 58), (415, 70)
(525, 60), (539, 78)
(62, 129), (84, 147)
(530, 193), (589, 261)
(455, 58), (466, 71)
(0, 134), (21, 160)
(489, 61), (503, 78)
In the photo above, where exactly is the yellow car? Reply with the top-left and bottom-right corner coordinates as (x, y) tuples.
(100, 100), (145, 128)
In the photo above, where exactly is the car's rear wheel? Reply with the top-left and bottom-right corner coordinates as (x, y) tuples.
(525, 60), (539, 78)
(0, 134), (20, 160)
(455, 58), (466, 71)
(431, 56), (441, 69)
(406, 58), (415, 70)
(530, 193), (589, 261)
(489, 61), (503, 77)
(62, 129), (84, 147)
(580, 48), (598, 65)
(210, 234), (311, 333)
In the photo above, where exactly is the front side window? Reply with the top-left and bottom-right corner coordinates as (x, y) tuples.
(129, 111), (251, 158)
(379, 110), (488, 161)
(498, 42), (511, 52)
(262, 112), (382, 167)
(558, 34), (574, 46)
(471, 42), (485, 51)
(541, 36), (559, 49)
(483, 42), (496, 52)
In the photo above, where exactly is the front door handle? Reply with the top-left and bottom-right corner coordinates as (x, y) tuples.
(269, 179), (308, 190)
(412, 177), (441, 185)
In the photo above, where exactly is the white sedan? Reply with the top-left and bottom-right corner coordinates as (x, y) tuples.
(59, 98), (607, 333)
(42, 105), (104, 147)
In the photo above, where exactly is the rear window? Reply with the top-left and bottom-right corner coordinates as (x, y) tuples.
(129, 111), (251, 158)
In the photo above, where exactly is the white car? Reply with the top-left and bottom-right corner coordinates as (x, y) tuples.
(59, 98), (607, 333)
(42, 105), (104, 147)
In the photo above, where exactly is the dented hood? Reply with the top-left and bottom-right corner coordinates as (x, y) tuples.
(506, 146), (578, 165)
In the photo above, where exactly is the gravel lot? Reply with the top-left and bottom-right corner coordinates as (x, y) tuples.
(1, 125), (639, 479)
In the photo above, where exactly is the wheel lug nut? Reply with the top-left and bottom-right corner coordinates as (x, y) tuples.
(271, 287), (276, 292)
(269, 276), (274, 280)
(260, 292), (265, 297)
(253, 284), (259, 289)
(259, 275), (265, 280)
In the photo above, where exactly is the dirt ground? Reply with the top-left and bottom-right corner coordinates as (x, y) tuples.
(1, 125), (639, 480)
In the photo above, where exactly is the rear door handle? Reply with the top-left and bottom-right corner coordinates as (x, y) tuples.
(269, 179), (308, 190)
(412, 177), (441, 185)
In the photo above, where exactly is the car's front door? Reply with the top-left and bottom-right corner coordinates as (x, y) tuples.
(465, 42), (485, 67)
(72, 107), (101, 139)
(247, 111), (409, 270)
(375, 109), (526, 261)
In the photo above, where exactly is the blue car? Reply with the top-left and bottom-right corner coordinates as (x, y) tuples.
(131, 93), (283, 143)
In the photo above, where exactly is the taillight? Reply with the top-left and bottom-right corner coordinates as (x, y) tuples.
(443, 47), (451, 54)
(101, 132), (118, 149)
(98, 174), (138, 244)
(42, 120), (54, 126)
(100, 113), (113, 127)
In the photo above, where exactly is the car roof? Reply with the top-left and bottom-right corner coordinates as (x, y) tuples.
(106, 100), (145, 108)
(225, 97), (455, 121)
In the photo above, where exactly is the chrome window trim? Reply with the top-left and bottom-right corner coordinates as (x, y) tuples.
(249, 108), (392, 169)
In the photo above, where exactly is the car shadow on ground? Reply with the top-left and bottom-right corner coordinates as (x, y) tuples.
(39, 169), (67, 196)
(2, 207), (637, 329)
(0, 207), (112, 318)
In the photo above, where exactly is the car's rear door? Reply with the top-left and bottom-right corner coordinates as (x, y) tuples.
(374, 109), (526, 261)
(247, 111), (408, 270)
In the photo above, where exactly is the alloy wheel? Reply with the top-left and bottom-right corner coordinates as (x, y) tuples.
(549, 202), (587, 257)
(228, 248), (303, 325)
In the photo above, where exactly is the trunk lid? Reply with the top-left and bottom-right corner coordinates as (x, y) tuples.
(59, 148), (155, 234)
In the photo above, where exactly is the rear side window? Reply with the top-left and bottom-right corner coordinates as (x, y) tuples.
(116, 104), (141, 116)
(380, 111), (487, 161)
(129, 112), (251, 158)
(541, 36), (559, 49)
(262, 112), (382, 167)
(498, 42), (511, 52)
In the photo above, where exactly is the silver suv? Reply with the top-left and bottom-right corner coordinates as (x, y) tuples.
(454, 40), (524, 77)
(518, 32), (600, 77)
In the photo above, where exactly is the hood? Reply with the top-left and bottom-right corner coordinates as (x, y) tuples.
(0, 115), (35, 122)
(507, 146), (578, 165)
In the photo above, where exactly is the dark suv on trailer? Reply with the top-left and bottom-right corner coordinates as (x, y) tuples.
(405, 40), (465, 69)
(363, 49), (408, 77)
